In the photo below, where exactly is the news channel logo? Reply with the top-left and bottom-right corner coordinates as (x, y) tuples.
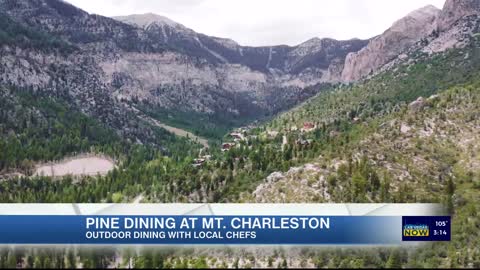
(403, 224), (429, 237)
(401, 216), (451, 241)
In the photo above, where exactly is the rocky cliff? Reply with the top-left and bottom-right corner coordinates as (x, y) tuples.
(342, 0), (480, 82)
(437, 0), (480, 31)
(341, 5), (441, 82)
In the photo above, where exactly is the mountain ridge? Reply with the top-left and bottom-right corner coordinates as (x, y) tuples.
(0, 0), (479, 145)
(114, 12), (369, 75)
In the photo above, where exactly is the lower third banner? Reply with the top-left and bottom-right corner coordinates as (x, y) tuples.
(0, 215), (450, 245)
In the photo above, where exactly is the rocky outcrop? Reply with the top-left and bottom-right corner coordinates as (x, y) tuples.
(341, 5), (441, 82)
(437, 0), (480, 32)
(408, 97), (426, 112)
(342, 1), (480, 82)
(114, 13), (186, 30)
(422, 13), (479, 54)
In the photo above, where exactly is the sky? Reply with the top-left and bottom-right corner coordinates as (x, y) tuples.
(65, 0), (446, 46)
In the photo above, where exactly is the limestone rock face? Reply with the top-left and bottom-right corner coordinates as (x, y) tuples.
(437, 0), (480, 32)
(0, 0), (367, 122)
(115, 14), (368, 79)
(342, 1), (480, 82)
(341, 5), (441, 82)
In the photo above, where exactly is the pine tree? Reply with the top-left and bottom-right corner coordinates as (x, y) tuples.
(380, 173), (391, 202)
(44, 257), (53, 268)
(386, 250), (402, 269)
(6, 251), (17, 268)
(26, 255), (34, 268)
(33, 256), (43, 269)
(66, 249), (76, 269)
(446, 176), (455, 214)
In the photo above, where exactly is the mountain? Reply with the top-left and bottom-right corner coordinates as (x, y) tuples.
(0, 0), (369, 141)
(437, 0), (480, 31)
(0, 0), (477, 171)
(114, 13), (186, 30)
(342, 0), (480, 82)
(0, 0), (479, 145)
(341, 5), (441, 81)
(251, 46), (480, 203)
(114, 13), (368, 75)
(111, 13), (368, 124)
(3, 0), (476, 144)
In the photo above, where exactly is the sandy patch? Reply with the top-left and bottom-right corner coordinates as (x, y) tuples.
(34, 156), (115, 177)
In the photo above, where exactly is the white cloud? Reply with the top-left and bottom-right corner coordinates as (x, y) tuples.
(65, 0), (446, 46)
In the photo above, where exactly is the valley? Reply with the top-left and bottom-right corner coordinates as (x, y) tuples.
(132, 106), (210, 147)
(142, 116), (209, 148)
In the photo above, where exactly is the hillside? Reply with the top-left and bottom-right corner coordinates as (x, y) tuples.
(227, 76), (479, 269)
(247, 82), (480, 204)
(0, 85), (200, 177)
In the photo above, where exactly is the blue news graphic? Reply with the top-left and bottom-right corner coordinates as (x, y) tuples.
(402, 216), (451, 241)
(0, 215), (449, 245)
